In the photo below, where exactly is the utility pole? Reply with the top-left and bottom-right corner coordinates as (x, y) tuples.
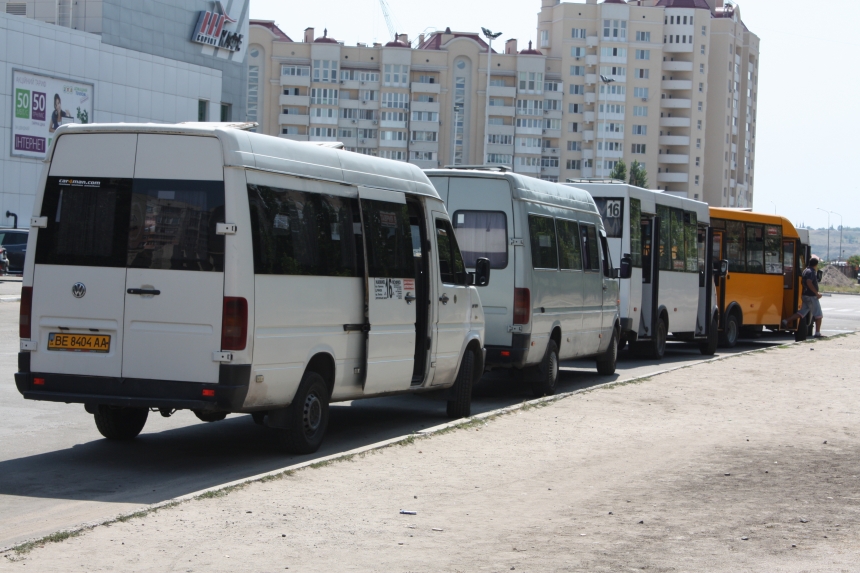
(481, 28), (503, 166)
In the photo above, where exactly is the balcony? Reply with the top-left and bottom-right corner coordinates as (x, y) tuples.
(585, 93), (596, 104)
(279, 134), (309, 142)
(411, 120), (438, 131)
(664, 43), (693, 53)
(489, 105), (516, 117)
(585, 74), (597, 85)
(659, 135), (690, 146)
(488, 143), (514, 155)
(660, 98), (691, 109)
(586, 36), (598, 47)
(582, 149), (594, 160)
(584, 111), (595, 123)
(340, 79), (360, 90)
(732, 125), (738, 136)
(487, 124), (515, 136)
(543, 128), (562, 139)
(410, 141), (439, 152)
(661, 80), (693, 91)
(657, 172), (689, 183)
(280, 94), (310, 107)
(380, 120), (407, 129)
(730, 178), (737, 188)
(543, 109), (563, 121)
(379, 139), (408, 149)
(281, 75), (310, 87)
(310, 115), (338, 126)
(659, 117), (691, 128)
(542, 147), (560, 156)
(411, 101), (440, 113)
(488, 85), (516, 98)
(279, 113), (309, 126)
(410, 159), (438, 170)
(662, 61), (693, 72)
(515, 125), (543, 136)
(541, 165), (561, 177)
(599, 149), (623, 159)
(658, 154), (689, 164)
(544, 90), (563, 100)
(585, 55), (598, 66)
(583, 130), (594, 142)
(514, 163), (540, 174)
(518, 146), (542, 155)
(411, 81), (441, 94)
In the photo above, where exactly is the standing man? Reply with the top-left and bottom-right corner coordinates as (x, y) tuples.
(783, 257), (824, 338)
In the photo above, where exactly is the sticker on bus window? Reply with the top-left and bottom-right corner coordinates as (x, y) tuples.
(379, 212), (397, 228)
(457, 213), (465, 224)
(274, 214), (290, 230)
(539, 234), (551, 247)
(403, 279), (415, 291)
(374, 278), (389, 299)
(374, 278), (404, 300)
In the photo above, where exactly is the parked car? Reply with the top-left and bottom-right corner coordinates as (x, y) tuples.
(0, 228), (28, 274)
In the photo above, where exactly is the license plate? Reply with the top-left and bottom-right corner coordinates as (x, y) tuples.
(47, 332), (111, 353)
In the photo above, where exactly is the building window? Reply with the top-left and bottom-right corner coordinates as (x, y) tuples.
(281, 127), (299, 135)
(310, 88), (339, 105)
(600, 104), (625, 115)
(516, 137), (542, 149)
(380, 150), (407, 161)
(382, 92), (408, 108)
(635, 49), (650, 60)
(360, 90), (379, 101)
(282, 65), (310, 77)
(568, 122), (579, 133)
(570, 66), (585, 77)
(220, 103), (231, 122)
(357, 128), (377, 139)
(487, 134), (513, 145)
(198, 100), (208, 122)
(600, 47), (627, 58)
(515, 156), (540, 167)
(695, 175), (700, 185)
(516, 99), (543, 115)
(700, 64), (705, 73)
(411, 151), (436, 161)
(699, 82), (704, 93)
(411, 111), (439, 122)
(570, 85), (585, 95)
(544, 81), (562, 92)
(572, 28), (587, 39)
(566, 159), (582, 170)
(598, 141), (623, 151)
(544, 119), (561, 130)
(339, 128), (354, 138)
(696, 138), (702, 149)
(518, 72), (544, 93)
(635, 31), (650, 42)
(598, 122), (624, 134)
(380, 131), (406, 141)
(633, 87), (649, 99)
(567, 141), (582, 151)
(384, 64), (409, 87)
(701, 25), (707, 36)
(246, 66), (259, 124)
(633, 106), (647, 117)
(568, 103), (583, 114)
(697, 119), (702, 129)
(313, 60), (338, 83)
(599, 66), (626, 78)
(487, 153), (512, 165)
(571, 47), (586, 58)
(545, 99), (561, 111)
(603, 19), (627, 41)
(701, 45), (706, 55)
(632, 125), (647, 135)
(696, 157), (700, 167)
(635, 68), (649, 79)
(411, 131), (438, 142)
(632, 143), (646, 154)
(540, 30), (550, 47)
(541, 157), (559, 168)
(599, 84), (626, 96)
(310, 127), (337, 138)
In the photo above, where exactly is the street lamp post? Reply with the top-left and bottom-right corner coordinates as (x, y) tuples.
(816, 207), (830, 261)
(481, 28), (503, 166)
(599, 74), (615, 180)
(830, 211), (843, 263)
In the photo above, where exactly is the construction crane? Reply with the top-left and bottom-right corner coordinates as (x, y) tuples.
(378, 0), (400, 42)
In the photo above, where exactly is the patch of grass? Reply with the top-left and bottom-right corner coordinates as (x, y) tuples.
(196, 484), (247, 499)
(11, 530), (82, 555)
(822, 286), (860, 294)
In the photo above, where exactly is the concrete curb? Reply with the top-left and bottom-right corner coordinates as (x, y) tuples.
(2, 333), (854, 555)
(822, 291), (860, 296)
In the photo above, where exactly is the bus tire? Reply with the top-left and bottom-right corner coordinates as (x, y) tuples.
(446, 349), (474, 419)
(699, 315), (719, 356)
(720, 313), (740, 348)
(639, 316), (667, 359)
(276, 371), (329, 455)
(193, 410), (228, 423)
(596, 329), (618, 375)
(93, 406), (148, 441)
(531, 340), (559, 397)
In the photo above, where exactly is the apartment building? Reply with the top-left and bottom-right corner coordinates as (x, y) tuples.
(249, 0), (758, 206)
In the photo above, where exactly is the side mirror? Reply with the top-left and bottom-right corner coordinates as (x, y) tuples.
(817, 269), (823, 282)
(714, 259), (729, 278)
(472, 257), (491, 287)
(619, 254), (632, 279)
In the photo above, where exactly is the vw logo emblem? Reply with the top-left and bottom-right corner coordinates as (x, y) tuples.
(72, 282), (86, 298)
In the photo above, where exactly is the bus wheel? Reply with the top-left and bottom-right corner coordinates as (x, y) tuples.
(446, 349), (475, 418)
(720, 313), (740, 348)
(531, 340), (559, 397)
(193, 410), (228, 423)
(641, 317), (667, 360)
(699, 315), (719, 356)
(596, 329), (618, 375)
(93, 406), (148, 441)
(276, 371), (330, 455)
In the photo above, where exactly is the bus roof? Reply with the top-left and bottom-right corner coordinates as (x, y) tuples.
(709, 207), (800, 239)
(566, 182), (710, 223)
(425, 168), (598, 215)
(49, 123), (441, 200)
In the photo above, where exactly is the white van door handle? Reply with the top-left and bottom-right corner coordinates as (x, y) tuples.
(439, 294), (449, 305)
(127, 288), (161, 296)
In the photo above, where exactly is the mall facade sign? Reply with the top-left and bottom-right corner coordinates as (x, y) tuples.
(10, 70), (94, 160)
(191, 1), (244, 53)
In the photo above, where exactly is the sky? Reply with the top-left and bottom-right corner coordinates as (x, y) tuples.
(250, 0), (860, 229)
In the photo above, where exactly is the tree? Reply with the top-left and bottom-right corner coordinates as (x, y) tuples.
(609, 159), (627, 182)
(848, 254), (860, 269)
(629, 160), (648, 188)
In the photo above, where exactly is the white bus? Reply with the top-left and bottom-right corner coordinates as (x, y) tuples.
(16, 123), (489, 454)
(426, 167), (623, 397)
(568, 182), (719, 358)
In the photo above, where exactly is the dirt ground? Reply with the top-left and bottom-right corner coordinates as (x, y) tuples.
(3, 335), (859, 573)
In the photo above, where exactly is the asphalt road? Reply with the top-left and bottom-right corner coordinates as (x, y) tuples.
(1, 287), (858, 550)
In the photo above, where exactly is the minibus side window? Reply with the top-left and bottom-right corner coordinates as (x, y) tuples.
(580, 223), (601, 272)
(697, 227), (706, 287)
(629, 198), (642, 267)
(726, 220), (745, 272)
(764, 225), (783, 274)
(362, 200), (416, 279)
(556, 219), (582, 271)
(670, 208), (686, 272)
(528, 215), (559, 270)
(435, 219), (466, 285)
(641, 218), (653, 283)
(246, 184), (361, 277)
(452, 210), (508, 269)
(657, 205), (671, 271)
(127, 179), (225, 272)
(745, 223), (765, 274)
(684, 211), (698, 273)
(783, 241), (795, 288)
(35, 177), (132, 268)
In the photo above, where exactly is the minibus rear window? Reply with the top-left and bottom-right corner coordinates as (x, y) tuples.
(36, 177), (225, 271)
(528, 215), (558, 270)
(36, 177), (132, 268)
(452, 211), (508, 269)
(593, 198), (624, 238)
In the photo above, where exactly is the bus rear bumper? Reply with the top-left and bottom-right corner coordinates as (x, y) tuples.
(485, 334), (531, 369)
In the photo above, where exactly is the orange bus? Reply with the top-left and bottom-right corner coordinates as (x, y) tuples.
(709, 208), (812, 347)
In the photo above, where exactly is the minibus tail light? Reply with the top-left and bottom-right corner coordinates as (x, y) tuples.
(513, 288), (530, 325)
(221, 297), (248, 351)
(20, 287), (33, 339)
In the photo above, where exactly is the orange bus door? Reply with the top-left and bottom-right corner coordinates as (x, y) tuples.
(712, 231), (726, 329)
(782, 239), (798, 327)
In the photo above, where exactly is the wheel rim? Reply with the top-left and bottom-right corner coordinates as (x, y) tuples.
(549, 352), (559, 385)
(303, 393), (322, 435)
(657, 323), (667, 355)
(727, 319), (738, 344)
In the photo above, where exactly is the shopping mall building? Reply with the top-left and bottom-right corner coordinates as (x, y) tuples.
(0, 0), (249, 222)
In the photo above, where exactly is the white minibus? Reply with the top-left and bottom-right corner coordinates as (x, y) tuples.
(15, 123), (489, 454)
(425, 167), (622, 397)
(569, 181), (719, 357)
